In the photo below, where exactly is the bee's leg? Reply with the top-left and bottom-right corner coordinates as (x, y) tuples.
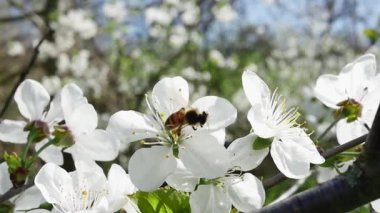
(192, 126), (197, 130)
(174, 124), (183, 136)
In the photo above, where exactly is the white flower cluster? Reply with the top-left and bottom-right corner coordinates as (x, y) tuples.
(2, 53), (380, 212)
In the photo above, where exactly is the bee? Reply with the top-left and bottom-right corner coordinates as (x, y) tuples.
(165, 107), (208, 134)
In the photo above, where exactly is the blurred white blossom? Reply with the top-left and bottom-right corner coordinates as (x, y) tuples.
(181, 2), (199, 25)
(103, 1), (127, 22)
(213, 4), (237, 23)
(7, 41), (25, 56)
(170, 25), (188, 47)
(57, 9), (97, 39)
(145, 7), (174, 26)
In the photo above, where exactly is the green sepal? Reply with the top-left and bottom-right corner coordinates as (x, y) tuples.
(24, 121), (50, 143)
(3, 152), (29, 188)
(172, 144), (179, 158)
(52, 126), (75, 148)
(335, 99), (362, 123)
(252, 137), (272, 150)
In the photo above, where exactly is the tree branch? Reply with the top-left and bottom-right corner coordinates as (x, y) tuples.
(0, 29), (53, 119)
(259, 104), (380, 212)
(0, 182), (33, 204)
(0, 11), (43, 24)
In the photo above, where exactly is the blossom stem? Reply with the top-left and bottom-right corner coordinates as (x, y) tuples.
(26, 138), (57, 168)
(0, 29), (53, 119)
(317, 116), (341, 141)
(263, 134), (367, 189)
(21, 134), (35, 165)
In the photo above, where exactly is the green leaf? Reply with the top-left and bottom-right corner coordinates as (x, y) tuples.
(320, 153), (343, 168)
(0, 203), (12, 213)
(252, 137), (272, 150)
(363, 29), (379, 44)
(134, 187), (190, 213)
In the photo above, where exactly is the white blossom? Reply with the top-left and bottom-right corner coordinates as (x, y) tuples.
(35, 161), (138, 213)
(243, 70), (324, 179)
(314, 54), (380, 144)
(107, 76), (237, 191)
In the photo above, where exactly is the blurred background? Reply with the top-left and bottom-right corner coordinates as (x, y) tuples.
(0, 0), (379, 209)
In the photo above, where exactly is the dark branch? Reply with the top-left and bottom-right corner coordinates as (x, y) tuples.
(0, 11), (43, 24)
(0, 29), (53, 119)
(263, 134), (368, 189)
(0, 182), (33, 204)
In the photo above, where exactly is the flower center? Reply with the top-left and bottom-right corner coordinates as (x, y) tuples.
(54, 182), (108, 213)
(335, 98), (362, 122)
(265, 88), (300, 130)
(24, 120), (50, 143)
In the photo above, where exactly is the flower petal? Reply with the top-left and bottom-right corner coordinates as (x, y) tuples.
(74, 159), (104, 175)
(44, 91), (63, 123)
(314, 74), (343, 109)
(0, 163), (12, 194)
(271, 134), (318, 179)
(35, 140), (63, 165)
(60, 83), (88, 118)
(34, 163), (74, 204)
(14, 79), (50, 121)
(106, 110), (160, 143)
(179, 134), (230, 179)
(123, 198), (140, 213)
(151, 76), (189, 119)
(13, 186), (46, 212)
(191, 96), (237, 131)
(279, 128), (325, 165)
(247, 106), (277, 138)
(227, 134), (269, 171)
(66, 103), (98, 134)
(190, 185), (231, 213)
(317, 167), (338, 183)
(371, 198), (380, 212)
(166, 160), (199, 192)
(226, 173), (265, 212)
(108, 164), (137, 195)
(107, 164), (138, 212)
(362, 74), (380, 108)
(65, 129), (119, 161)
(209, 128), (226, 146)
(0, 119), (27, 143)
(336, 119), (368, 145)
(242, 70), (270, 107)
(339, 54), (377, 100)
(128, 146), (177, 191)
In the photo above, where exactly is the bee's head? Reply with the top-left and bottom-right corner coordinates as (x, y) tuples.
(198, 111), (208, 126)
(185, 109), (200, 125)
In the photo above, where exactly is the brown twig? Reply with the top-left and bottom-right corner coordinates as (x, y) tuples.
(0, 29), (53, 120)
(6, 0), (45, 30)
(0, 11), (43, 24)
(0, 182), (33, 204)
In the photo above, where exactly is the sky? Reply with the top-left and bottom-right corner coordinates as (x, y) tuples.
(243, 0), (380, 34)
